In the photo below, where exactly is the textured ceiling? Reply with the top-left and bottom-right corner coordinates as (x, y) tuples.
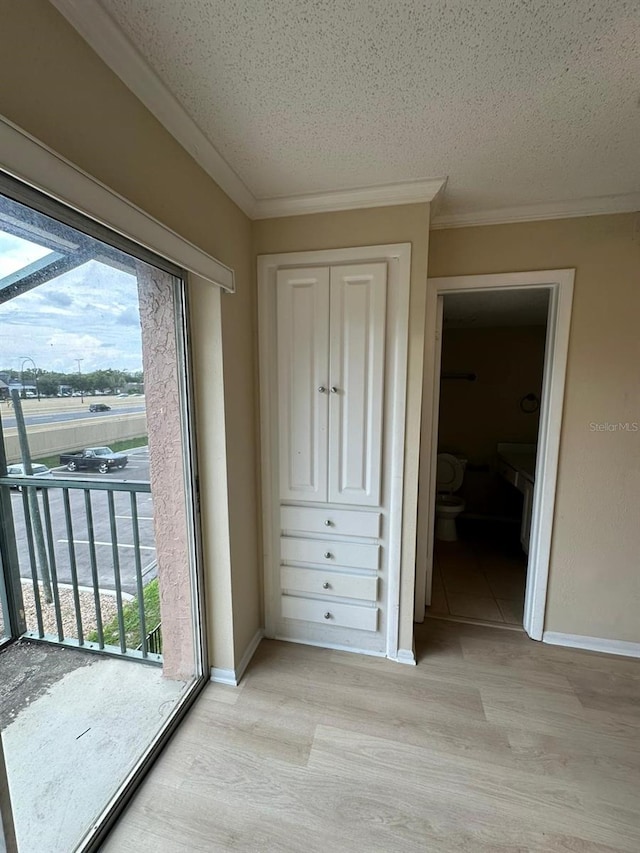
(96, 0), (640, 217)
(443, 289), (550, 328)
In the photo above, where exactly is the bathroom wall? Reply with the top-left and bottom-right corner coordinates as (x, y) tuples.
(438, 325), (546, 517)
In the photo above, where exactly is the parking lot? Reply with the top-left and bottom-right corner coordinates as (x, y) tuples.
(9, 447), (155, 597)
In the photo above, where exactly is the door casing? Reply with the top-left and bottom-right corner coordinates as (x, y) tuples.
(415, 269), (575, 639)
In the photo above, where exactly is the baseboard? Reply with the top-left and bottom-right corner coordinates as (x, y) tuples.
(210, 628), (265, 686)
(394, 648), (417, 666)
(542, 631), (640, 659)
(235, 628), (265, 682)
(209, 667), (237, 686)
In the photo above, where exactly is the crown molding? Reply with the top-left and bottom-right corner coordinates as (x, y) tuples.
(49, 0), (448, 222)
(49, 1), (640, 228)
(49, 0), (257, 217)
(254, 178), (447, 219)
(431, 192), (640, 230)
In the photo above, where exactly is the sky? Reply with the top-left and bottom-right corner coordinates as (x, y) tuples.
(0, 231), (143, 375)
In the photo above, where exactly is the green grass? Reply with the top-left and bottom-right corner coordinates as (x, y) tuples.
(87, 577), (160, 649)
(34, 435), (148, 471)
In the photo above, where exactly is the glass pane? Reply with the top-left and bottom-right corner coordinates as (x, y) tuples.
(0, 188), (201, 852)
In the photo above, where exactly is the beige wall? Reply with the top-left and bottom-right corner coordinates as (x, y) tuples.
(254, 204), (431, 653)
(430, 214), (640, 643)
(0, 0), (261, 671)
(4, 0), (635, 661)
(439, 326), (546, 516)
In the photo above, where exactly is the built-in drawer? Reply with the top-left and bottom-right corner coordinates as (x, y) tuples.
(280, 536), (379, 571)
(281, 505), (381, 538)
(281, 595), (378, 632)
(281, 565), (378, 602)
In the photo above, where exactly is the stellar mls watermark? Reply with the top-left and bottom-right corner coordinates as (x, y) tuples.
(589, 421), (639, 432)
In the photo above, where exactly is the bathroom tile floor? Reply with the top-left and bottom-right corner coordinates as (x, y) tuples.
(427, 520), (527, 628)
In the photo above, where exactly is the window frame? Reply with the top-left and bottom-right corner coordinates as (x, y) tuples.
(0, 148), (210, 853)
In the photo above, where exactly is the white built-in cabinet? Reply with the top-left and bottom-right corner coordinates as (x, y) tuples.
(259, 245), (411, 658)
(277, 263), (387, 507)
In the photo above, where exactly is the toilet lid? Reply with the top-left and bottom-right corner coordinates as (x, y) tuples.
(436, 453), (464, 492)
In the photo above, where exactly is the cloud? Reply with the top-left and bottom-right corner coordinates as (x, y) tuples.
(115, 306), (140, 327)
(0, 254), (144, 373)
(42, 291), (73, 308)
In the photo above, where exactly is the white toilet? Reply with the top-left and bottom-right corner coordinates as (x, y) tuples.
(435, 453), (467, 542)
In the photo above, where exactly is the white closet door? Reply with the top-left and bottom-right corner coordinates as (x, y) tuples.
(277, 268), (330, 501)
(328, 263), (387, 506)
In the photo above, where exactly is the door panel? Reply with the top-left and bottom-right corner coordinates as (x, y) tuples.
(277, 269), (330, 502)
(328, 263), (387, 506)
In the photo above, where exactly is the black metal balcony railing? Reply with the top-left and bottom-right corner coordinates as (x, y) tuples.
(0, 474), (161, 664)
(140, 622), (163, 655)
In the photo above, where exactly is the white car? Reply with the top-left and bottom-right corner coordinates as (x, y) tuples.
(6, 463), (53, 490)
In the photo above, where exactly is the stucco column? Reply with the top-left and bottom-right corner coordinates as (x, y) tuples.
(136, 263), (194, 681)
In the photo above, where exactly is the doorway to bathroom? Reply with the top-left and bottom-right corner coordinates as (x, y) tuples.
(415, 270), (574, 640)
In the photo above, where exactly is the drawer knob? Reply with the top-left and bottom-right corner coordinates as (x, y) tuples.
(324, 612), (332, 620)
(323, 581), (330, 589)
(324, 551), (333, 559)
(324, 519), (333, 526)
(330, 386), (339, 394)
(318, 385), (326, 393)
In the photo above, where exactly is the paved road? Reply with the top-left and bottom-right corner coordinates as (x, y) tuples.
(8, 448), (155, 597)
(1, 404), (146, 429)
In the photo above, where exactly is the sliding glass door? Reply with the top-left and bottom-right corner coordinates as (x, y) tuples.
(0, 175), (206, 852)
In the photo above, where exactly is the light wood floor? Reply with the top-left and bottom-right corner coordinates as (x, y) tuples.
(103, 620), (640, 852)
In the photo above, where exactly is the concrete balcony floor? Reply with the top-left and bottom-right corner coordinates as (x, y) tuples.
(0, 641), (185, 853)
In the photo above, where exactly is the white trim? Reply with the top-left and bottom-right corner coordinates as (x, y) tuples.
(385, 251), (411, 660)
(235, 628), (264, 682)
(210, 629), (264, 685)
(431, 193), (640, 230)
(394, 648), (417, 666)
(416, 270), (575, 642)
(543, 632), (640, 659)
(49, 0), (256, 219)
(209, 667), (237, 686)
(0, 114), (235, 291)
(258, 243), (412, 661)
(50, 0), (448, 222)
(254, 179), (447, 219)
(37, 1), (640, 229)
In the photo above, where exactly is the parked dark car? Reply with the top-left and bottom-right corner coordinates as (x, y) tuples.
(89, 403), (111, 412)
(59, 447), (128, 474)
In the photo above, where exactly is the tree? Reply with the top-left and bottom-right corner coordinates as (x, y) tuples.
(37, 376), (60, 397)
